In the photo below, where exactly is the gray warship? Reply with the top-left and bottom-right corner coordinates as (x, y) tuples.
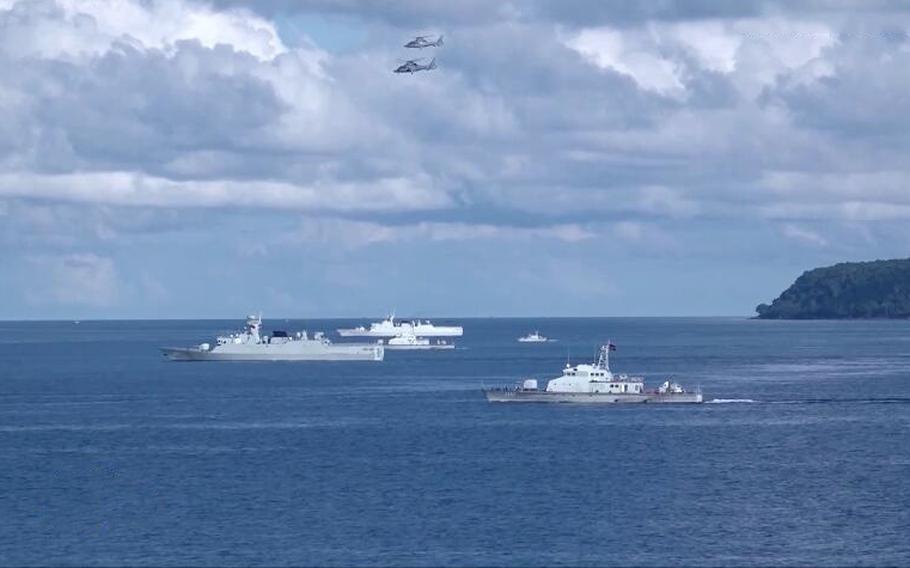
(484, 343), (702, 403)
(161, 314), (384, 362)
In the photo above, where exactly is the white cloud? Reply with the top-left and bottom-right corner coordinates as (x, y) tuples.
(781, 223), (828, 246)
(612, 220), (645, 242)
(0, 0), (287, 60)
(26, 253), (119, 306)
(636, 185), (700, 218)
(763, 170), (910, 199)
(758, 171), (910, 220)
(282, 219), (597, 248)
(0, 0), (893, 228)
(2, 1), (910, 317)
(611, 220), (679, 252)
(564, 26), (686, 96)
(564, 18), (836, 98)
(0, 171), (451, 211)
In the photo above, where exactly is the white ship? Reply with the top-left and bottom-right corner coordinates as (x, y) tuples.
(484, 343), (702, 404)
(338, 314), (462, 338)
(518, 331), (550, 343)
(381, 327), (455, 350)
(162, 314), (383, 361)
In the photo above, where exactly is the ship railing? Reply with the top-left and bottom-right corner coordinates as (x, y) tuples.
(483, 384), (530, 393)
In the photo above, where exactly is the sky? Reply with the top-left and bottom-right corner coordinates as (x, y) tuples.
(1, 0), (910, 319)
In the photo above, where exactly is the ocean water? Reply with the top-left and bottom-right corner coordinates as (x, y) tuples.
(1, 317), (909, 566)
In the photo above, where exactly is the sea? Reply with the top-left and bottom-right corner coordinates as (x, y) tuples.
(1, 317), (908, 566)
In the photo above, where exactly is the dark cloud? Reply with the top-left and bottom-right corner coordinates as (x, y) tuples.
(212, 0), (910, 27)
(774, 29), (910, 140)
(2, 41), (286, 175)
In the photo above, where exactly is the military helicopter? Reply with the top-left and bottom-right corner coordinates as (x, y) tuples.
(404, 35), (444, 49)
(393, 57), (437, 74)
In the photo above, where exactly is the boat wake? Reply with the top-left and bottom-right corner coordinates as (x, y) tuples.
(705, 397), (910, 405)
(771, 397), (910, 405)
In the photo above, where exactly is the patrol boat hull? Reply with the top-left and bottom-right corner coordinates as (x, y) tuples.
(484, 389), (703, 404)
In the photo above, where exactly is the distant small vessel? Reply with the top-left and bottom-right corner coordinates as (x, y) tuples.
(517, 331), (550, 343)
(338, 314), (462, 338)
(484, 343), (702, 404)
(162, 314), (383, 361)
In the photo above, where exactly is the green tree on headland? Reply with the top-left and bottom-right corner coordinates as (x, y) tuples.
(756, 258), (910, 319)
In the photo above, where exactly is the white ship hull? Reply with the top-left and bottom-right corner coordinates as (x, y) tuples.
(338, 325), (463, 338)
(161, 344), (383, 362)
(484, 390), (703, 404)
(384, 343), (456, 351)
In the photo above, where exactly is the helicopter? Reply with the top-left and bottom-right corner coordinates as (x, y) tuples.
(393, 57), (437, 74)
(404, 35), (444, 49)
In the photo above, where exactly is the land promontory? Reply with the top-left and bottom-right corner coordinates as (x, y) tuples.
(756, 258), (910, 319)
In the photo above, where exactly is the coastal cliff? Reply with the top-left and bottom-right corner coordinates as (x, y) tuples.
(756, 259), (910, 319)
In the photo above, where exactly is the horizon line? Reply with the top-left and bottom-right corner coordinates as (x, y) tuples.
(0, 314), (753, 322)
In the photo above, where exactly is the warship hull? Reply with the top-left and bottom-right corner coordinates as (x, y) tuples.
(161, 345), (383, 362)
(484, 390), (703, 404)
(384, 344), (456, 351)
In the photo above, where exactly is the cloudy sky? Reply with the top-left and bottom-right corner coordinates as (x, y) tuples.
(1, 0), (909, 319)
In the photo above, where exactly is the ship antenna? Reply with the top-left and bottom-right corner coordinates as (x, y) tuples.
(597, 341), (612, 370)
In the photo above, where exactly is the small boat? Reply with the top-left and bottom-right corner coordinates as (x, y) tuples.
(517, 331), (550, 343)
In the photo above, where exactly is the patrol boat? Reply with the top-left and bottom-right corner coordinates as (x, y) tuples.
(161, 314), (383, 361)
(518, 331), (550, 343)
(484, 343), (702, 403)
(338, 314), (463, 337)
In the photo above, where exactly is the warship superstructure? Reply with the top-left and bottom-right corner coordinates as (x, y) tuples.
(381, 327), (455, 350)
(162, 314), (383, 361)
(338, 314), (462, 338)
(484, 343), (701, 403)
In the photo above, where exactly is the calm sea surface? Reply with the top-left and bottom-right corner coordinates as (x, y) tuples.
(1, 318), (909, 566)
